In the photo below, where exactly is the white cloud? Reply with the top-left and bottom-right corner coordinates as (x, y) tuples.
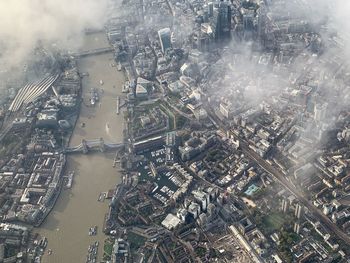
(0, 0), (111, 68)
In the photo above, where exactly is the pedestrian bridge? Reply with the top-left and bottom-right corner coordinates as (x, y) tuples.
(64, 138), (124, 154)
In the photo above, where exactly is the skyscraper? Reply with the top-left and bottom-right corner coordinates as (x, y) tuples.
(294, 222), (300, 234)
(158, 28), (172, 54)
(295, 203), (303, 219)
(212, 0), (232, 40)
(281, 198), (288, 213)
(314, 103), (327, 122)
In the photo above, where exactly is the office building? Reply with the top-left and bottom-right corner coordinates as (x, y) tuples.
(158, 28), (172, 54)
(314, 103), (327, 122)
(281, 198), (289, 213)
(295, 203), (303, 219)
(212, 0), (232, 40)
(294, 222), (300, 234)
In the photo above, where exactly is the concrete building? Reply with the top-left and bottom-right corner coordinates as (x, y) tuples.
(220, 101), (232, 118)
(294, 222), (301, 234)
(179, 133), (216, 161)
(162, 213), (181, 230)
(188, 202), (201, 219)
(36, 109), (58, 128)
(238, 217), (255, 235)
(192, 190), (210, 211)
(135, 84), (148, 98)
(165, 131), (178, 164)
(295, 203), (303, 219)
(281, 198), (289, 213)
(314, 103), (327, 122)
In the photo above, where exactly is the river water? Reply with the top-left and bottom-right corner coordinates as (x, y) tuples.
(37, 32), (124, 263)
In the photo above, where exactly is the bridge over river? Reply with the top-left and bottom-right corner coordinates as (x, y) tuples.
(64, 138), (124, 154)
(70, 47), (114, 58)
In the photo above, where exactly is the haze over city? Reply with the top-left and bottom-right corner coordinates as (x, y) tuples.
(0, 0), (110, 70)
(1, 0), (350, 262)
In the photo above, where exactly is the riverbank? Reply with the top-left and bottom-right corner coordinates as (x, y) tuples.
(36, 32), (125, 263)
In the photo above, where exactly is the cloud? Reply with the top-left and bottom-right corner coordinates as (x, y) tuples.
(0, 0), (110, 69)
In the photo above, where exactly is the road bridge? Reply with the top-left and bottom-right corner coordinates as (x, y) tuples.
(70, 47), (114, 58)
(64, 138), (124, 154)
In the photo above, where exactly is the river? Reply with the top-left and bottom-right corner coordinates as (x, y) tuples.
(37, 32), (124, 263)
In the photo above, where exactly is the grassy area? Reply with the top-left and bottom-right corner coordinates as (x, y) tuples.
(143, 100), (162, 110)
(250, 187), (267, 200)
(168, 92), (182, 100)
(262, 212), (288, 231)
(127, 231), (146, 252)
(4, 245), (18, 258)
(159, 103), (176, 130)
(206, 149), (227, 162)
(278, 230), (301, 263)
(195, 247), (207, 257)
(0, 134), (23, 158)
(168, 111), (175, 130)
(175, 115), (187, 129)
(103, 239), (113, 261)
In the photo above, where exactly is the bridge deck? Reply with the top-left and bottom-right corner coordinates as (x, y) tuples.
(70, 47), (114, 58)
(64, 139), (124, 154)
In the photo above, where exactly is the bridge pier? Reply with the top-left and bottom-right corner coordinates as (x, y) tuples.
(99, 138), (105, 152)
(82, 139), (88, 154)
